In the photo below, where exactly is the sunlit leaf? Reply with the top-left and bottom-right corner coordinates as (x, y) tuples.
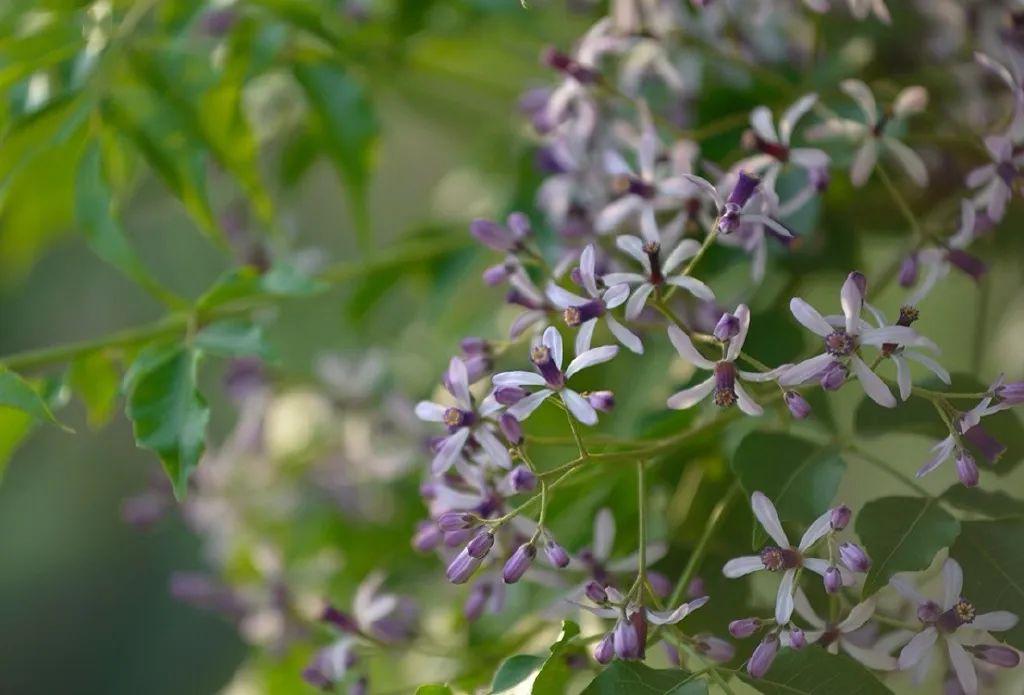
(67, 349), (120, 429)
(491, 655), (543, 693)
(950, 519), (1024, 649)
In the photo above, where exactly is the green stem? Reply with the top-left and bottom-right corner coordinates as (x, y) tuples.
(667, 481), (742, 608)
(637, 460), (648, 591)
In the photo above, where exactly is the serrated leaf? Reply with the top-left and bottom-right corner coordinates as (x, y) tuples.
(581, 661), (707, 695)
(293, 63), (377, 251)
(68, 350), (120, 428)
(731, 432), (845, 533)
(950, 519), (1024, 650)
(491, 654), (544, 693)
(0, 366), (63, 426)
(194, 320), (269, 359)
(124, 345), (209, 500)
(532, 620), (582, 694)
(940, 486), (1024, 520)
(738, 645), (892, 694)
(856, 496), (960, 597)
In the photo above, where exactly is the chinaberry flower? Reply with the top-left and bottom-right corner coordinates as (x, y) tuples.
(779, 271), (930, 407)
(975, 52), (1024, 141)
(470, 212), (531, 253)
(808, 80), (928, 187)
(862, 303), (949, 401)
(681, 171), (794, 239)
(665, 306), (779, 416)
(574, 508), (668, 591)
(896, 559), (1019, 695)
(492, 326), (618, 426)
(416, 358), (510, 475)
(733, 94), (829, 202)
(546, 244), (643, 355)
(792, 590), (896, 669)
(603, 235), (715, 320)
(904, 201), (989, 307)
(966, 135), (1022, 223)
(723, 492), (836, 625)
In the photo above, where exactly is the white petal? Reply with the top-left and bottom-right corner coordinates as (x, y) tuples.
(790, 297), (833, 336)
(860, 325), (923, 346)
(751, 105), (779, 143)
(840, 273), (864, 334)
(543, 326), (563, 369)
(751, 491), (789, 547)
(507, 389), (554, 420)
(943, 558), (964, 610)
(580, 244), (598, 296)
(779, 93), (818, 144)
(727, 304), (751, 361)
(354, 572), (387, 620)
(894, 355), (912, 401)
(680, 173), (723, 209)
(667, 325), (716, 369)
(647, 597), (707, 625)
(603, 283), (630, 308)
(884, 137), (928, 187)
(947, 639), (978, 695)
(776, 569), (797, 625)
(476, 426), (511, 469)
(666, 275), (715, 301)
(798, 510), (833, 551)
(431, 428), (471, 476)
(890, 576), (927, 604)
(803, 558), (830, 576)
(778, 353), (833, 386)
(447, 357), (471, 407)
(666, 375), (716, 409)
(851, 355), (896, 408)
(897, 627), (938, 670)
(615, 234), (649, 269)
(493, 371), (546, 387)
(575, 318), (597, 357)
(596, 195), (642, 234)
(734, 381), (763, 416)
(841, 641), (898, 671)
(893, 86), (928, 118)
(662, 239), (701, 275)
(972, 611), (1019, 632)
(639, 205), (660, 243)
(839, 597), (877, 633)
(841, 79), (878, 123)
(509, 310), (544, 339)
(562, 389), (598, 425)
(789, 147), (830, 169)
(722, 555), (764, 578)
(606, 315), (643, 354)
(566, 345), (619, 378)
(625, 283), (655, 321)
(903, 350), (950, 384)
(916, 436), (955, 477)
(415, 401), (448, 422)
(850, 139), (879, 187)
(547, 283), (590, 308)
(603, 272), (646, 286)
(593, 508), (615, 561)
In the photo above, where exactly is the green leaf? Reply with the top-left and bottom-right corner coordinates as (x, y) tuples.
(75, 142), (183, 308)
(950, 519), (1024, 649)
(292, 63), (378, 250)
(415, 686), (453, 695)
(194, 320), (270, 359)
(491, 654), (544, 693)
(731, 432), (845, 532)
(0, 407), (35, 481)
(532, 620), (582, 694)
(67, 350), (120, 429)
(196, 264), (326, 312)
(856, 496), (961, 597)
(738, 645), (892, 694)
(124, 345), (209, 500)
(580, 662), (707, 695)
(940, 486), (1024, 520)
(0, 366), (63, 426)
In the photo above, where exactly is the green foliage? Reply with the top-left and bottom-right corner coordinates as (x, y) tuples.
(951, 519), (1024, 649)
(580, 661), (708, 695)
(940, 486), (1024, 519)
(532, 620), (583, 694)
(490, 654), (544, 693)
(738, 646), (893, 694)
(194, 319), (270, 359)
(0, 366), (64, 426)
(855, 496), (961, 597)
(67, 350), (121, 429)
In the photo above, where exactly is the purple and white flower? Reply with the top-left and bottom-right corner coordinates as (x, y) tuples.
(492, 326), (618, 426)
(966, 135), (1022, 223)
(603, 235), (715, 320)
(546, 244), (643, 355)
(681, 171), (794, 238)
(665, 306), (780, 416)
(904, 201), (989, 307)
(416, 358), (510, 475)
(862, 303), (949, 401)
(792, 589), (897, 669)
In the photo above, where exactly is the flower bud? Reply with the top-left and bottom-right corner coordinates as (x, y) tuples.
(946, 249), (988, 281)
(443, 528), (473, 547)
(648, 571), (672, 598)
(437, 511), (478, 533)
(824, 566), (843, 594)
(695, 634), (735, 663)
(829, 505), (852, 531)
(996, 381), (1024, 406)
(839, 542), (871, 573)
(466, 530), (495, 559)
(594, 632), (615, 664)
(686, 576), (706, 599)
(784, 391), (812, 419)
(713, 312), (741, 341)
(966, 644), (1021, 668)
(494, 386), (528, 406)
(544, 539), (571, 568)
(411, 521), (442, 553)
(820, 361), (847, 391)
(506, 464), (536, 492)
(483, 263), (511, 286)
(917, 600), (941, 623)
(747, 634), (780, 678)
(788, 626), (807, 650)
(502, 543), (536, 584)
(586, 390), (615, 412)
(320, 604), (360, 633)
(499, 413), (524, 446)
(898, 254), (919, 288)
(729, 617), (761, 639)
(613, 618), (641, 660)
(446, 548), (481, 584)
(810, 166), (830, 193)
(506, 212), (531, 241)
(585, 580), (608, 604)
(470, 219), (517, 252)
(955, 451), (979, 487)
(463, 583), (492, 622)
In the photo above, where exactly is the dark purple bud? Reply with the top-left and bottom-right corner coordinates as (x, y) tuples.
(839, 542), (871, 573)
(830, 505), (852, 531)
(463, 583), (493, 622)
(541, 46), (599, 83)
(530, 344), (565, 388)
(483, 263), (511, 286)
(946, 249), (988, 281)
(470, 219), (517, 252)
(962, 423), (1006, 462)
(966, 644), (1021, 668)
(507, 212), (531, 241)
(899, 254), (919, 288)
(647, 571), (672, 598)
(784, 391), (812, 419)
(955, 451), (980, 487)
(544, 539), (571, 568)
(585, 580), (608, 604)
(728, 172), (760, 208)
(695, 634), (735, 662)
(747, 634), (780, 678)
(586, 390), (615, 412)
(810, 166), (830, 193)
(321, 604), (360, 634)
(466, 530), (495, 559)
(502, 543), (536, 584)
(996, 381), (1024, 406)
(506, 464), (536, 492)
(824, 566), (843, 594)
(714, 312), (741, 341)
(594, 632), (615, 664)
(630, 611), (649, 659)
(820, 361), (847, 391)
(686, 576), (707, 599)
(446, 548), (481, 584)
(613, 618), (642, 660)
(495, 386), (528, 406)
(412, 521), (443, 553)
(789, 626), (807, 649)
(437, 511), (478, 533)
(729, 617), (761, 639)
(499, 415), (524, 448)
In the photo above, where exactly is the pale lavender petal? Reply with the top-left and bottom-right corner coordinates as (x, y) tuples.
(575, 319), (596, 357)
(734, 382), (763, 416)
(667, 325), (715, 369)
(751, 491), (789, 547)
(841, 79), (877, 123)
(580, 244), (598, 296)
(606, 315), (644, 354)
(798, 510), (833, 551)
(566, 345), (619, 378)
(838, 597), (877, 633)
(790, 298), (833, 336)
(885, 137), (928, 187)
(432, 428), (471, 476)
(547, 283), (590, 308)
(947, 639), (978, 695)
(625, 282), (655, 320)
(662, 239), (701, 275)
(894, 355), (912, 402)
(776, 569), (797, 625)
(562, 389), (598, 425)
(448, 357), (471, 408)
(778, 353), (833, 386)
(615, 235), (649, 269)
(897, 627), (937, 670)
(850, 139), (879, 187)
(916, 436), (955, 477)
(779, 93), (817, 144)
(666, 375), (715, 409)
(727, 304), (751, 361)
(972, 611), (1019, 632)
(543, 326), (563, 369)
(595, 195), (642, 234)
(603, 283), (630, 308)
(666, 275), (715, 301)
(680, 173), (723, 209)
(507, 389), (554, 420)
(493, 371), (546, 387)
(841, 641), (897, 671)
(851, 356), (896, 408)
(722, 555), (764, 578)
(751, 105), (779, 143)
(415, 401), (448, 422)
(593, 508), (615, 561)
(476, 426), (511, 469)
